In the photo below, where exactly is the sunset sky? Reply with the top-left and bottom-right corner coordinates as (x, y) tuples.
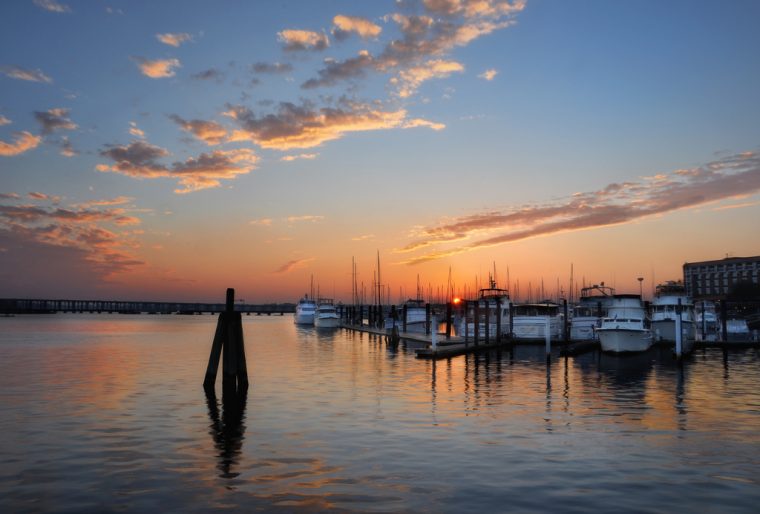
(2, 0), (759, 303)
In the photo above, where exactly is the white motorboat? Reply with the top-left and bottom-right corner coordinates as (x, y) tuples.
(314, 299), (340, 328)
(597, 294), (653, 353)
(650, 281), (695, 343)
(570, 284), (615, 341)
(695, 301), (719, 341)
(294, 294), (316, 325)
(400, 298), (427, 333)
(511, 302), (562, 341)
(459, 287), (511, 339)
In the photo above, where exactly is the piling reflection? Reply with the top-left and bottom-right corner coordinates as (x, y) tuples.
(204, 385), (248, 480)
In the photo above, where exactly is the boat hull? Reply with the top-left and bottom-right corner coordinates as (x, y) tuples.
(314, 316), (339, 328)
(651, 320), (694, 342)
(598, 329), (653, 353)
(294, 313), (315, 325)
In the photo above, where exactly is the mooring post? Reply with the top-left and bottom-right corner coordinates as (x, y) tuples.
(563, 299), (569, 343)
(403, 304), (408, 333)
(675, 298), (683, 358)
(204, 288), (248, 392)
(464, 300), (469, 346)
(425, 303), (431, 335)
(484, 301), (491, 345)
(431, 314), (438, 351)
(445, 301), (452, 339)
(720, 300), (728, 342)
(474, 301), (480, 346)
(509, 303), (514, 339)
(545, 317), (551, 358)
(496, 297), (502, 343)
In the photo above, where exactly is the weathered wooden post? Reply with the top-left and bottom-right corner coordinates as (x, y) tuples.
(720, 300), (728, 342)
(463, 300), (469, 346)
(563, 299), (569, 343)
(402, 304), (408, 333)
(675, 298), (683, 358)
(445, 301), (452, 339)
(484, 301), (491, 345)
(545, 317), (551, 358)
(496, 297), (502, 343)
(203, 288), (248, 393)
(425, 303), (431, 335)
(509, 303), (514, 339)
(474, 301), (480, 345)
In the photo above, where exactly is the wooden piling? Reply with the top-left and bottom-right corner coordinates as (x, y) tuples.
(204, 288), (248, 392)
(445, 302), (452, 339)
(563, 299), (569, 343)
(425, 303), (431, 335)
(474, 301), (480, 345)
(484, 301), (491, 345)
(496, 297), (502, 343)
(403, 304), (408, 332)
(720, 300), (728, 342)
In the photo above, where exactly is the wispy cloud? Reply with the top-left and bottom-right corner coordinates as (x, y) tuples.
(0, 196), (144, 279)
(191, 68), (225, 82)
(280, 153), (318, 162)
(274, 257), (315, 274)
(129, 121), (145, 138)
(33, 0), (71, 13)
(132, 57), (181, 78)
(278, 29), (329, 51)
(0, 115), (11, 126)
(34, 108), (77, 135)
(156, 32), (192, 47)
(225, 99), (443, 150)
(286, 215), (325, 223)
(478, 68), (498, 81)
(251, 62), (293, 74)
(97, 140), (258, 193)
(0, 132), (42, 156)
(352, 234), (375, 241)
(396, 59), (464, 98)
(249, 218), (273, 226)
(59, 136), (77, 157)
(1, 65), (52, 84)
(0, 193), (20, 200)
(398, 150), (760, 264)
(332, 15), (382, 40)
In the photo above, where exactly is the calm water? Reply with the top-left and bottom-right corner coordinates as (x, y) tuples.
(0, 314), (758, 513)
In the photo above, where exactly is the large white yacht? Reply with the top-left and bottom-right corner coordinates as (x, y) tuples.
(314, 299), (340, 328)
(597, 294), (653, 353)
(294, 294), (317, 325)
(570, 284), (615, 341)
(511, 302), (562, 341)
(650, 281), (695, 343)
(459, 286), (511, 339)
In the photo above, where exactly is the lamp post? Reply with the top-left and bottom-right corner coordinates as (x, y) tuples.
(637, 277), (644, 298)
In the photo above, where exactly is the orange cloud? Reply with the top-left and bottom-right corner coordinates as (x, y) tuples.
(396, 59), (464, 97)
(278, 29), (329, 51)
(399, 150), (760, 264)
(133, 57), (181, 78)
(156, 32), (192, 47)
(479, 68), (498, 80)
(274, 257), (315, 274)
(0, 131), (42, 156)
(280, 153), (318, 162)
(333, 15), (382, 39)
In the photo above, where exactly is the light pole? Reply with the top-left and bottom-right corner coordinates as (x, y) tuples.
(637, 277), (644, 298)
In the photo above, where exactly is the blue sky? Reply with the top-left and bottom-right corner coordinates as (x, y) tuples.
(1, 0), (759, 301)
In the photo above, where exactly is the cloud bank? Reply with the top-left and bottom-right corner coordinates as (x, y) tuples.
(398, 150), (760, 264)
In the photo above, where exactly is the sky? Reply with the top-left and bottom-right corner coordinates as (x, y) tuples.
(1, 0), (760, 303)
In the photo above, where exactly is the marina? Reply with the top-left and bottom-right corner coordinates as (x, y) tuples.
(1, 313), (758, 513)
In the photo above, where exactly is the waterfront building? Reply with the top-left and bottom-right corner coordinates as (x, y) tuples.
(683, 256), (760, 299)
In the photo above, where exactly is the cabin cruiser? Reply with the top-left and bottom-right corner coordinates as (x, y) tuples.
(570, 284), (615, 341)
(650, 281), (695, 344)
(314, 299), (340, 328)
(597, 294), (653, 353)
(459, 287), (511, 339)
(294, 294), (317, 325)
(511, 302), (562, 340)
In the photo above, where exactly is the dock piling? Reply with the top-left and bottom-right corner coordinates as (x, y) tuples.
(204, 288), (248, 393)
